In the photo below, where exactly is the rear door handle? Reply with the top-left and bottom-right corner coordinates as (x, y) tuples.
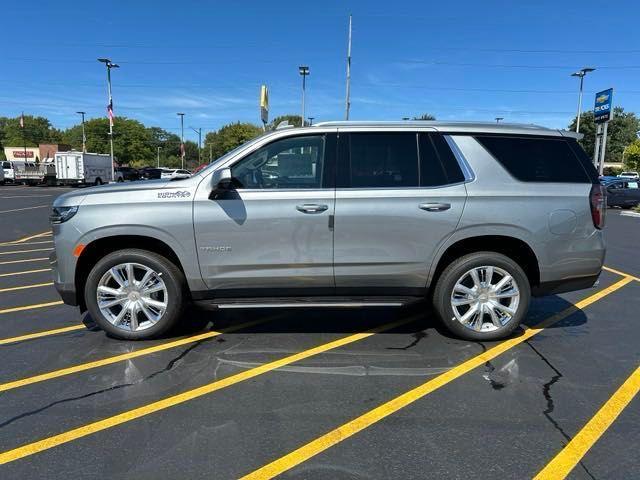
(296, 204), (329, 214)
(419, 202), (451, 212)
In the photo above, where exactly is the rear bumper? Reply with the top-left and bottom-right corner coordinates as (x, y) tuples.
(532, 273), (600, 297)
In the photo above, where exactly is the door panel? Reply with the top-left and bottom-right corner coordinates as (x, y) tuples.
(333, 185), (466, 288)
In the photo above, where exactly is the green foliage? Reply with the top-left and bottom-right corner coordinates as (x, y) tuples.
(623, 140), (640, 171)
(268, 115), (302, 129)
(602, 166), (623, 176)
(568, 107), (640, 163)
(204, 122), (263, 160)
(0, 115), (62, 149)
(413, 113), (436, 120)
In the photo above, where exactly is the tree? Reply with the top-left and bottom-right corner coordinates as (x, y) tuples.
(413, 113), (436, 121)
(623, 140), (640, 171)
(204, 122), (263, 160)
(268, 115), (302, 129)
(568, 107), (640, 163)
(1, 115), (62, 148)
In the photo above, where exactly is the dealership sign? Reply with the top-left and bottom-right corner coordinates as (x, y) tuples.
(12, 150), (34, 158)
(594, 88), (613, 124)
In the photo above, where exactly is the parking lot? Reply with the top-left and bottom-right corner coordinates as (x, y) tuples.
(0, 184), (638, 479)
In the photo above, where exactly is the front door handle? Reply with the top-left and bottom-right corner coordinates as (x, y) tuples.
(296, 204), (329, 214)
(419, 202), (451, 212)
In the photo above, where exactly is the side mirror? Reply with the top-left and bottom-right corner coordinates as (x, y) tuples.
(211, 167), (232, 190)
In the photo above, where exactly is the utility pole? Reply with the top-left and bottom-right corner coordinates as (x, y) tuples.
(98, 58), (119, 181)
(345, 14), (352, 120)
(157, 146), (161, 168)
(190, 126), (202, 166)
(177, 112), (185, 169)
(209, 144), (212, 163)
(299, 66), (309, 126)
(76, 111), (86, 152)
(571, 67), (595, 133)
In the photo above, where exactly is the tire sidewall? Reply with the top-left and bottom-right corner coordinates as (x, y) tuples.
(85, 249), (185, 340)
(433, 252), (531, 341)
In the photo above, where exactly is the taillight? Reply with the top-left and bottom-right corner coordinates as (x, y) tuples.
(589, 184), (606, 229)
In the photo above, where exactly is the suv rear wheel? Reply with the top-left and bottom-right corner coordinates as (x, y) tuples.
(84, 249), (186, 340)
(433, 252), (530, 341)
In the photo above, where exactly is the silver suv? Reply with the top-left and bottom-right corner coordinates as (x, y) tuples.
(50, 121), (606, 341)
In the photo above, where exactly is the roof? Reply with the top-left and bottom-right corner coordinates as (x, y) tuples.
(311, 120), (580, 138)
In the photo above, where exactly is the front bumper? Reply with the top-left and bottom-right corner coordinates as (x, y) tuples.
(50, 249), (78, 306)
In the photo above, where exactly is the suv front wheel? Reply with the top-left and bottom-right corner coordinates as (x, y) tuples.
(433, 252), (530, 341)
(85, 249), (186, 340)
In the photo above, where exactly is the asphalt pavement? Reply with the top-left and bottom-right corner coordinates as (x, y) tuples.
(0, 184), (638, 479)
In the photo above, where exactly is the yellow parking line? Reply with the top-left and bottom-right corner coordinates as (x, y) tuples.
(0, 248), (52, 256)
(0, 316), (271, 393)
(0, 316), (415, 465)
(0, 231), (50, 246)
(603, 265), (640, 282)
(0, 282), (53, 293)
(240, 276), (634, 480)
(0, 300), (63, 315)
(0, 205), (49, 215)
(0, 240), (53, 248)
(0, 268), (51, 278)
(534, 364), (640, 479)
(0, 257), (49, 266)
(0, 325), (86, 346)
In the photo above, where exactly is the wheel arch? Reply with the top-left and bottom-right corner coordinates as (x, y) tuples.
(75, 235), (188, 311)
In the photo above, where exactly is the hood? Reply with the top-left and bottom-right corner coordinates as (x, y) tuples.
(53, 179), (179, 207)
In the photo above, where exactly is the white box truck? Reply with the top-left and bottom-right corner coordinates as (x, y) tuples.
(54, 152), (113, 185)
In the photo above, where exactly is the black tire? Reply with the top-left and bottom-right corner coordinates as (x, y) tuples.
(117, 177), (124, 183)
(84, 249), (187, 340)
(432, 251), (531, 341)
(94, 178), (103, 186)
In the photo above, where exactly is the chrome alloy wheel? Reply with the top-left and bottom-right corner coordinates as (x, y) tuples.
(96, 262), (168, 332)
(450, 265), (520, 332)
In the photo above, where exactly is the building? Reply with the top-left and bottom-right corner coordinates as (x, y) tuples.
(3, 144), (71, 162)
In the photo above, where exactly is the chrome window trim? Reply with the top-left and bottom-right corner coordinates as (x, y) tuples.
(444, 135), (476, 182)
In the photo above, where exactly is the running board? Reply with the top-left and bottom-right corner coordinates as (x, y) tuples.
(197, 296), (422, 310)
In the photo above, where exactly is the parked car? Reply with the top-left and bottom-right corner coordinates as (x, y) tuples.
(618, 171), (639, 180)
(160, 169), (191, 180)
(115, 166), (140, 182)
(50, 121), (605, 341)
(139, 167), (163, 180)
(605, 179), (640, 208)
(1, 161), (14, 183)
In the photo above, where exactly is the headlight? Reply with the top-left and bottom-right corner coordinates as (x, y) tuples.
(50, 206), (79, 224)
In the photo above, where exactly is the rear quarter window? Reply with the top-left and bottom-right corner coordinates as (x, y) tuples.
(476, 135), (593, 183)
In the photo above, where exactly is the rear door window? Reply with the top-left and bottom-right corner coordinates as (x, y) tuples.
(419, 133), (465, 186)
(348, 133), (419, 188)
(476, 135), (592, 183)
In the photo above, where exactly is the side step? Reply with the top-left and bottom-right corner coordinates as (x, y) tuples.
(197, 296), (423, 310)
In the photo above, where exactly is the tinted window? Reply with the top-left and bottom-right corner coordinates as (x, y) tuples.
(2, 162), (10, 168)
(477, 135), (591, 183)
(349, 133), (418, 187)
(419, 133), (465, 186)
(232, 135), (325, 189)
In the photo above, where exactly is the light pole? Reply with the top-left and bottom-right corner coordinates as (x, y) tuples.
(76, 111), (86, 153)
(571, 67), (595, 133)
(190, 126), (202, 166)
(495, 117), (504, 123)
(157, 146), (161, 168)
(299, 66), (309, 127)
(98, 58), (119, 181)
(177, 113), (185, 169)
(307, 117), (314, 126)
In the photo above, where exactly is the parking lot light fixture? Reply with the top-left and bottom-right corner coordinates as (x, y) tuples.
(97, 58), (120, 181)
(495, 117), (504, 123)
(571, 67), (596, 133)
(299, 66), (310, 126)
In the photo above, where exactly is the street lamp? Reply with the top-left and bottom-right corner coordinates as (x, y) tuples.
(307, 117), (314, 126)
(98, 58), (119, 181)
(76, 111), (86, 153)
(571, 67), (596, 133)
(189, 126), (202, 165)
(177, 113), (185, 169)
(299, 66), (309, 126)
(495, 117), (504, 123)
(157, 146), (162, 168)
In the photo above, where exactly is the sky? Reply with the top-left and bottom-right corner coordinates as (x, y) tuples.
(1, 0), (639, 144)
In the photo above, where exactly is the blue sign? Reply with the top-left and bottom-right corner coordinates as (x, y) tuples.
(594, 88), (613, 123)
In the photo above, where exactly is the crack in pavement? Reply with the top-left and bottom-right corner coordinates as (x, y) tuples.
(0, 337), (214, 430)
(525, 340), (597, 480)
(386, 331), (428, 350)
